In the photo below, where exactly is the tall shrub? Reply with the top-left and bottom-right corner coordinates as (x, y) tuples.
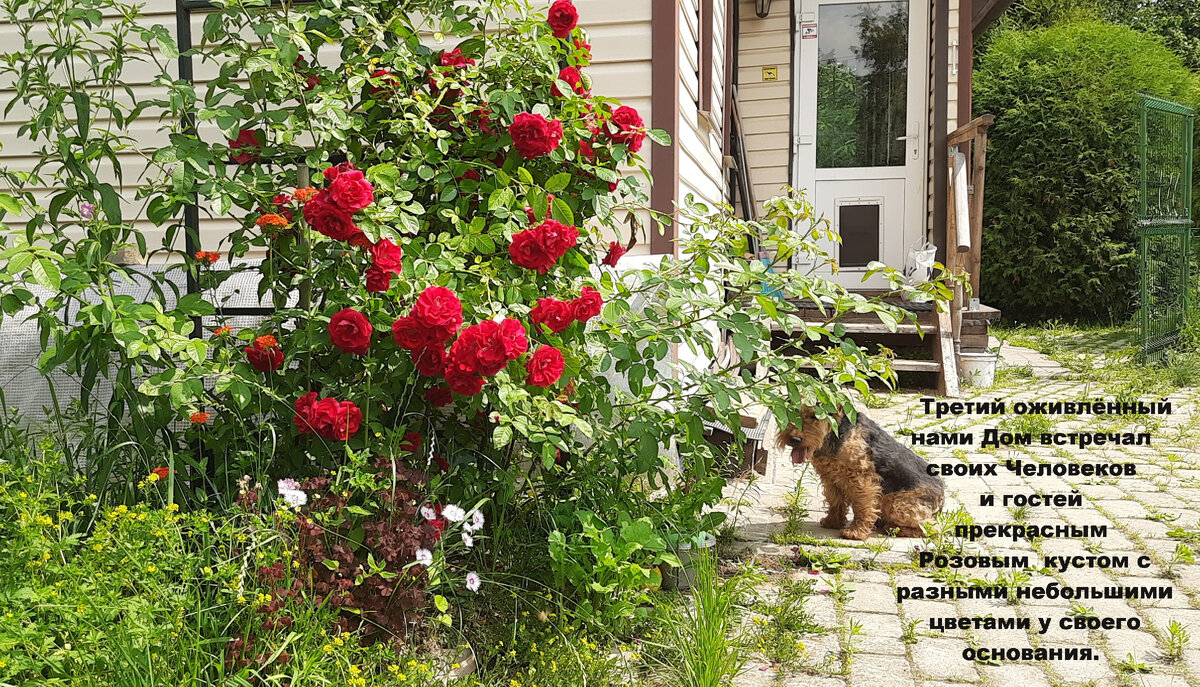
(974, 21), (1199, 321)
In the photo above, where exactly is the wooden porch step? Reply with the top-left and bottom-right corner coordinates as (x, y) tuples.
(797, 358), (941, 373)
(771, 321), (936, 335)
(891, 359), (942, 373)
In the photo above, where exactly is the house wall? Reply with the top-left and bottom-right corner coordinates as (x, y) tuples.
(676, 0), (729, 220)
(734, 0), (792, 214)
(0, 1), (660, 258)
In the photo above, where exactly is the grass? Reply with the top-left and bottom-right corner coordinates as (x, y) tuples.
(651, 553), (760, 687)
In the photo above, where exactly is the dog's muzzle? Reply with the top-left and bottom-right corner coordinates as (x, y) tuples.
(789, 439), (811, 464)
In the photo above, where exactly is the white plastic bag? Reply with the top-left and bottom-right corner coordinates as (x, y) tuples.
(903, 240), (937, 284)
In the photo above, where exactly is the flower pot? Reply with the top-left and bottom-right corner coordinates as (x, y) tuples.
(662, 532), (717, 591)
(958, 351), (998, 388)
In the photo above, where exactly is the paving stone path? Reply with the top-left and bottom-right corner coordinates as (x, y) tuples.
(724, 337), (1200, 687)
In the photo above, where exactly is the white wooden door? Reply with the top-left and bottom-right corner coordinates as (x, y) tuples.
(793, 0), (929, 288)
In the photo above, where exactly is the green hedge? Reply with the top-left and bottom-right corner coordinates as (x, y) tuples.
(974, 21), (1200, 321)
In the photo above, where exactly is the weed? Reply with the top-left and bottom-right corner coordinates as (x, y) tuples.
(1161, 619), (1189, 662)
(752, 578), (825, 668)
(1115, 653), (1151, 674)
(1164, 543), (1195, 578)
(900, 618), (922, 644)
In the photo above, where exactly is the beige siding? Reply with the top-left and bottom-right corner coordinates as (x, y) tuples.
(675, 0), (728, 221)
(736, 0), (791, 214)
(0, 2), (655, 258)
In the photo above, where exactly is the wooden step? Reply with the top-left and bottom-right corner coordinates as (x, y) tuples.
(797, 358), (941, 373)
(891, 359), (942, 373)
(771, 321), (935, 335)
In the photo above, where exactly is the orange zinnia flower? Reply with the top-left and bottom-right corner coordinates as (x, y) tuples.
(255, 213), (289, 228)
(189, 411), (210, 424)
(253, 334), (278, 350)
(194, 251), (221, 264)
(213, 325), (233, 337)
(293, 187), (318, 202)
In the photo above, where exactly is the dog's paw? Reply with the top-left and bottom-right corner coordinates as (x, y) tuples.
(820, 515), (846, 529)
(840, 527), (871, 541)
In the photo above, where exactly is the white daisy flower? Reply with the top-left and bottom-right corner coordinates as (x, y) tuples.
(442, 504), (466, 522)
(465, 571), (481, 592)
(415, 548), (433, 566)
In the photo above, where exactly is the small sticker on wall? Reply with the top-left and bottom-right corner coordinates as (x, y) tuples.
(802, 22), (817, 39)
(761, 66), (778, 81)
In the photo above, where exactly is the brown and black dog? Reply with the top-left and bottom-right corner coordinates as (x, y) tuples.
(776, 407), (944, 540)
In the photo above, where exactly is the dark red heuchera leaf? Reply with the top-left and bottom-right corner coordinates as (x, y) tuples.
(280, 468), (437, 643)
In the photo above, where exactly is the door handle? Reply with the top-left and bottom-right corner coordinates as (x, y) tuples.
(895, 134), (918, 141)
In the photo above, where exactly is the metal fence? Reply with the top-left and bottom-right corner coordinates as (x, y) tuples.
(1137, 95), (1194, 362)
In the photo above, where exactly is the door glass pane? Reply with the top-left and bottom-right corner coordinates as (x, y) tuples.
(816, 1), (909, 168)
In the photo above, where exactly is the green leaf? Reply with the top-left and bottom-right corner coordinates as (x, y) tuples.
(545, 172), (571, 193)
(182, 339), (206, 365)
(550, 197), (574, 226)
(72, 92), (90, 134)
(493, 425), (513, 448)
(29, 258), (61, 291)
(321, 559), (339, 571)
(0, 194), (21, 216)
(434, 594), (449, 613)
(647, 128), (672, 146)
(98, 184), (122, 226)
(176, 293), (215, 316)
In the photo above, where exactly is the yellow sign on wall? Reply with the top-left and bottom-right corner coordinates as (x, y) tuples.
(762, 66), (778, 81)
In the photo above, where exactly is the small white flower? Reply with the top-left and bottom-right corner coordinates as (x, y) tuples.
(420, 504), (437, 521)
(465, 571), (481, 592)
(471, 510), (485, 530)
(462, 532), (474, 548)
(442, 504), (466, 522)
(415, 548), (433, 566)
(277, 478), (299, 492)
(279, 488), (307, 509)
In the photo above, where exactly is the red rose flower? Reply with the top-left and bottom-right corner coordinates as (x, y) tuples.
(526, 346), (565, 387)
(509, 227), (555, 273)
(574, 37), (592, 60)
(425, 386), (454, 407)
(400, 430), (422, 452)
(509, 112), (564, 159)
(293, 392), (319, 434)
(303, 190), (360, 241)
(270, 193), (295, 222)
(392, 315), (438, 352)
(449, 320), (509, 377)
(540, 219), (579, 257)
(609, 105), (647, 153)
(365, 266), (392, 293)
(322, 161), (356, 182)
(440, 46), (475, 68)
(571, 286), (603, 323)
(368, 69), (400, 97)
(329, 308), (373, 356)
(370, 238), (404, 274)
(601, 240), (627, 267)
(293, 392), (362, 440)
(551, 66), (588, 98)
(411, 286), (464, 341)
(228, 128), (263, 165)
(328, 169), (375, 212)
(245, 339), (284, 372)
(509, 219), (577, 274)
(547, 0), (579, 38)
(499, 318), (529, 359)
(446, 367), (486, 396)
(413, 344), (447, 377)
(531, 297), (574, 333)
(327, 400), (363, 441)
